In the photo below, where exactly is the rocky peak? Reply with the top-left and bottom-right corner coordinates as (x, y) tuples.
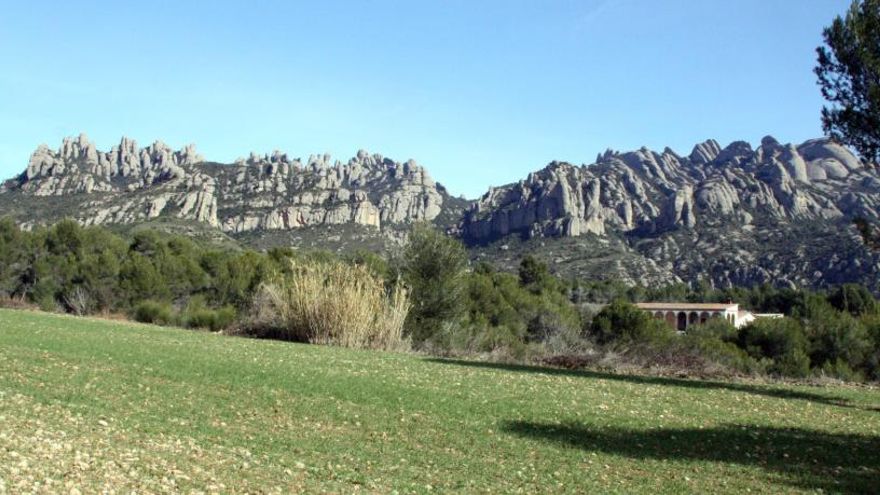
(712, 141), (753, 167)
(5, 132), (880, 293)
(20, 134), (204, 196)
(689, 139), (722, 165)
(760, 134), (781, 149)
(5, 135), (450, 235)
(461, 136), (880, 244)
(219, 145), (447, 231)
(456, 136), (880, 292)
(596, 149), (619, 163)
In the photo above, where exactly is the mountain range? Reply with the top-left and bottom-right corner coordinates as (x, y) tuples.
(2, 133), (879, 290)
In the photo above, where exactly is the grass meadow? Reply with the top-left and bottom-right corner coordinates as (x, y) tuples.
(0, 308), (878, 493)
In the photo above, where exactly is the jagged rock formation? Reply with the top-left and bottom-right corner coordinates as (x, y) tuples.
(214, 149), (443, 233)
(3, 133), (880, 291)
(22, 133), (203, 195)
(2, 134), (452, 235)
(461, 136), (880, 290)
(461, 136), (878, 241)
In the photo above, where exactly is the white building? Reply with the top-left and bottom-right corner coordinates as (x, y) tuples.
(734, 311), (784, 328)
(634, 302), (780, 331)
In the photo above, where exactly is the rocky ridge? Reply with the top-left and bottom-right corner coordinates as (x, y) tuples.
(460, 136), (880, 290)
(461, 136), (879, 240)
(3, 134), (450, 234)
(3, 133), (880, 291)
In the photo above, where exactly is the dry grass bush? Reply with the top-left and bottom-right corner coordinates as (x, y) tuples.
(253, 260), (410, 351)
(541, 353), (598, 370)
(63, 286), (93, 316)
(537, 344), (753, 380)
(0, 295), (38, 311)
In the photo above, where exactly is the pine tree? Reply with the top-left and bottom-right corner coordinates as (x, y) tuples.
(815, 0), (880, 163)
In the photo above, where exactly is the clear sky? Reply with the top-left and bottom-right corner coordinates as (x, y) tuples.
(0, 0), (849, 198)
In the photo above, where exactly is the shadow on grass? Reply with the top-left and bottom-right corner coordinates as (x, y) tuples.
(425, 358), (877, 411)
(503, 421), (880, 494)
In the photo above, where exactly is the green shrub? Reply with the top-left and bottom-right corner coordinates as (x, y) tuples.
(210, 251), (273, 309)
(120, 253), (170, 305)
(862, 315), (880, 380)
(682, 334), (763, 375)
(518, 255), (556, 294)
(133, 300), (176, 326)
(818, 358), (863, 381)
(738, 317), (806, 360)
(346, 249), (391, 281)
(185, 308), (235, 331)
(686, 317), (738, 341)
(460, 267), (583, 355)
(526, 310), (569, 343)
(679, 319), (761, 375)
(465, 272), (526, 338)
(399, 224), (468, 346)
(770, 348), (812, 378)
(738, 317), (810, 377)
(827, 284), (877, 316)
(805, 310), (871, 370)
(180, 296), (236, 331)
(589, 300), (675, 347)
(34, 292), (58, 313)
(476, 321), (530, 359)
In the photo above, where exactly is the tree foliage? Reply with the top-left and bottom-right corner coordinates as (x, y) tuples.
(828, 283), (878, 316)
(399, 224), (469, 346)
(1, 218), (880, 381)
(815, 0), (880, 163)
(518, 255), (551, 292)
(588, 299), (674, 347)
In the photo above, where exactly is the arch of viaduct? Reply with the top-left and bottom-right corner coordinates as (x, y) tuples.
(646, 309), (735, 331)
(635, 303), (740, 331)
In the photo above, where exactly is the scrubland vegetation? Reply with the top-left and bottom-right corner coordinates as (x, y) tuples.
(2, 217), (880, 382)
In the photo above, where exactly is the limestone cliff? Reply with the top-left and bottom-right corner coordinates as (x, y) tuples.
(460, 136), (880, 290)
(461, 136), (878, 241)
(4, 133), (880, 291)
(3, 134), (452, 234)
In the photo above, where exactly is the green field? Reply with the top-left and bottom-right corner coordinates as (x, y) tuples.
(0, 309), (878, 493)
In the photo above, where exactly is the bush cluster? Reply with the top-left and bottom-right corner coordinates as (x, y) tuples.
(3, 217), (880, 381)
(0, 218), (280, 331)
(132, 298), (236, 331)
(394, 233), (585, 358)
(584, 298), (880, 380)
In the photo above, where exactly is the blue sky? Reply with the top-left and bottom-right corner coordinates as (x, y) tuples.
(0, 0), (848, 198)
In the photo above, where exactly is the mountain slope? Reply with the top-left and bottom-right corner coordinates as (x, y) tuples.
(0, 134), (467, 251)
(461, 136), (878, 240)
(2, 133), (879, 290)
(460, 136), (880, 289)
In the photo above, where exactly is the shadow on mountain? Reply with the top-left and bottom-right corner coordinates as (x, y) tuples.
(502, 421), (879, 494)
(425, 358), (877, 412)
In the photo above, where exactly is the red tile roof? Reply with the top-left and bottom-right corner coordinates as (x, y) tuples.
(635, 302), (738, 311)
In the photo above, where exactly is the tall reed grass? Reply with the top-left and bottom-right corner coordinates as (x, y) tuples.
(254, 260), (410, 351)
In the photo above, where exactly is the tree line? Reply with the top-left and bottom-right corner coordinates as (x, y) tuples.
(1, 218), (879, 381)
